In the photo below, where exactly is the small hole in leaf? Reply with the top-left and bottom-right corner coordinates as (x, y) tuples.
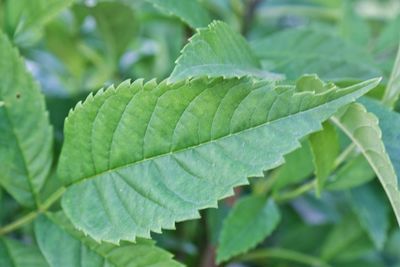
(16, 93), (21, 99)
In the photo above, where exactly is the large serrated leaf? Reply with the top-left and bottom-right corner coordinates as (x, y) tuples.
(169, 21), (282, 82)
(217, 196), (280, 263)
(332, 102), (400, 226)
(35, 212), (182, 267)
(57, 76), (379, 243)
(0, 33), (53, 207)
(0, 237), (48, 267)
(251, 28), (380, 81)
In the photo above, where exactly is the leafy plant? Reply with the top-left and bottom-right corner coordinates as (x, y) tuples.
(1, 0), (400, 266)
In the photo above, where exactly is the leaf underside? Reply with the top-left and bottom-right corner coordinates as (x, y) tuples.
(57, 76), (380, 243)
(332, 102), (400, 226)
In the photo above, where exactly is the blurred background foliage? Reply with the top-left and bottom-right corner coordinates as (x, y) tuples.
(1, 0), (400, 266)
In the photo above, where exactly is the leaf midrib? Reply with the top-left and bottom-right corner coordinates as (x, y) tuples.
(1, 100), (38, 207)
(65, 86), (354, 187)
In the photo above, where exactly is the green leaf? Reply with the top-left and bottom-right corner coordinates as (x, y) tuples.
(382, 43), (400, 107)
(169, 21), (282, 82)
(309, 121), (339, 195)
(332, 102), (400, 227)
(35, 212), (182, 267)
(374, 15), (400, 55)
(57, 75), (379, 243)
(87, 2), (138, 61)
(321, 215), (365, 261)
(0, 33), (53, 207)
(251, 28), (381, 81)
(360, 97), (400, 180)
(0, 237), (48, 267)
(217, 196), (280, 263)
(297, 74), (340, 194)
(2, 0), (74, 46)
(271, 142), (314, 192)
(339, 1), (371, 46)
(146, 0), (211, 29)
(326, 155), (375, 191)
(349, 183), (389, 249)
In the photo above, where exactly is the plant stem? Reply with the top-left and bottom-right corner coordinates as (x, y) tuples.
(334, 142), (356, 168)
(274, 180), (316, 203)
(0, 187), (65, 236)
(237, 248), (332, 267)
(241, 0), (263, 35)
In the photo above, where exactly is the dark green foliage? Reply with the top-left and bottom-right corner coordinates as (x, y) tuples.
(1, 1), (400, 266)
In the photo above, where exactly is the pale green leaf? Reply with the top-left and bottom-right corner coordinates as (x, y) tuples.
(57, 76), (379, 243)
(0, 33), (53, 207)
(382, 43), (400, 108)
(217, 196), (280, 263)
(0, 237), (48, 267)
(146, 0), (211, 29)
(309, 121), (339, 195)
(332, 103), (400, 226)
(35, 212), (182, 267)
(251, 28), (381, 81)
(169, 21), (282, 82)
(349, 183), (389, 250)
(360, 97), (400, 180)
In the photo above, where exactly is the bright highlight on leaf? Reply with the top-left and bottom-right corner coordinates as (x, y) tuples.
(57, 75), (380, 243)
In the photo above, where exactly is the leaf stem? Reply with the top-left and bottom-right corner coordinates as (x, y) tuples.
(334, 142), (357, 168)
(237, 248), (332, 267)
(274, 180), (316, 203)
(0, 187), (65, 236)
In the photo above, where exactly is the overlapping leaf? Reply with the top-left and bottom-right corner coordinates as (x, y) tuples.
(0, 33), (53, 207)
(57, 75), (379, 243)
(170, 21), (282, 82)
(332, 102), (400, 225)
(360, 98), (400, 179)
(35, 212), (182, 267)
